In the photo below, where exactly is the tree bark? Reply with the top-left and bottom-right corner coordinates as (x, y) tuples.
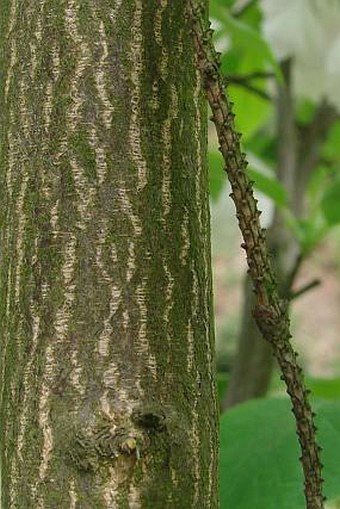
(0, 1), (218, 507)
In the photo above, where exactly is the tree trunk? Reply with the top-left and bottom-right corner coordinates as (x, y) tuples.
(0, 1), (218, 507)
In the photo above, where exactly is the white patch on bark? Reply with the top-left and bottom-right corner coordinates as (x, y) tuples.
(171, 467), (178, 486)
(0, 265), (12, 410)
(191, 370), (201, 507)
(117, 187), (142, 237)
(10, 232), (39, 498)
(193, 70), (203, 235)
(16, 312), (40, 462)
(42, 44), (60, 144)
(65, 0), (90, 134)
(70, 155), (96, 229)
(98, 283), (121, 357)
(159, 83), (178, 364)
(30, 0), (45, 78)
(69, 479), (78, 508)
(37, 343), (54, 496)
(6, 111), (16, 199)
(116, 186), (142, 298)
(95, 221), (110, 282)
(161, 85), (178, 219)
(50, 199), (60, 238)
(128, 484), (142, 509)
(101, 366), (131, 417)
(93, 219), (120, 372)
(163, 262), (175, 347)
(154, 0), (168, 80)
(103, 473), (118, 508)
(129, 0), (148, 191)
(43, 81), (54, 134)
(180, 207), (190, 265)
(70, 350), (84, 396)
(38, 234), (77, 488)
(52, 45), (61, 81)
(186, 319), (195, 373)
(54, 235), (77, 343)
(99, 390), (117, 422)
(95, 21), (113, 132)
(41, 281), (49, 301)
(126, 241), (136, 283)
(108, 0), (123, 26)
(4, 1), (18, 101)
(90, 129), (108, 185)
(65, 0), (96, 230)
(11, 65), (33, 321)
(14, 174), (29, 306)
(136, 282), (157, 380)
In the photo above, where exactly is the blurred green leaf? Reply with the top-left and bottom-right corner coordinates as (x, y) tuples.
(307, 378), (340, 400)
(239, 1), (262, 29)
(244, 132), (277, 167)
(284, 211), (327, 255)
(211, 7), (280, 140)
(228, 77), (270, 140)
(296, 98), (316, 125)
(323, 121), (340, 161)
(219, 11), (282, 81)
(248, 167), (287, 207)
(220, 398), (340, 509)
(217, 372), (229, 403)
(307, 166), (329, 207)
(210, 0), (235, 22)
(322, 179), (340, 226)
(209, 149), (226, 201)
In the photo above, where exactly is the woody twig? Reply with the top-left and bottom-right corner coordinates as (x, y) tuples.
(186, 2), (325, 508)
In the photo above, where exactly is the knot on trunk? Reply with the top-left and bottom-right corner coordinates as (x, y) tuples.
(69, 425), (139, 473)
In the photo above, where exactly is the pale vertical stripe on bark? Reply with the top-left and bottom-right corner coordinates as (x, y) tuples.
(129, 0), (148, 191)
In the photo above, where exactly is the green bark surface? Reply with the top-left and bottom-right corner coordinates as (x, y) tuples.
(0, 1), (218, 507)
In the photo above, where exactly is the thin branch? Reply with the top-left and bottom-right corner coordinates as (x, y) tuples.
(285, 253), (304, 297)
(186, 3), (324, 509)
(290, 279), (321, 301)
(225, 74), (272, 101)
(232, 70), (275, 80)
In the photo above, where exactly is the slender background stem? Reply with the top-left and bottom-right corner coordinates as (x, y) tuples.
(186, 2), (325, 508)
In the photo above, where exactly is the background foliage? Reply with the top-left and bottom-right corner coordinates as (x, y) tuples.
(209, 1), (340, 507)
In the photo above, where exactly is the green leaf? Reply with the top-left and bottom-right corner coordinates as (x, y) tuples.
(228, 78), (270, 140)
(244, 131), (277, 167)
(322, 121), (340, 161)
(217, 372), (229, 403)
(220, 397), (340, 509)
(296, 98), (317, 125)
(307, 166), (329, 208)
(307, 378), (340, 400)
(322, 179), (340, 226)
(248, 167), (287, 207)
(208, 149), (225, 201)
(219, 11), (282, 82)
(284, 211), (327, 255)
(210, 1), (235, 22)
(212, 10), (280, 140)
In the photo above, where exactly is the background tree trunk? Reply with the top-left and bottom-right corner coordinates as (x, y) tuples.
(0, 1), (218, 507)
(223, 61), (337, 410)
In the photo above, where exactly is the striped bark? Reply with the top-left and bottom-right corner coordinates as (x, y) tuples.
(0, 1), (218, 507)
